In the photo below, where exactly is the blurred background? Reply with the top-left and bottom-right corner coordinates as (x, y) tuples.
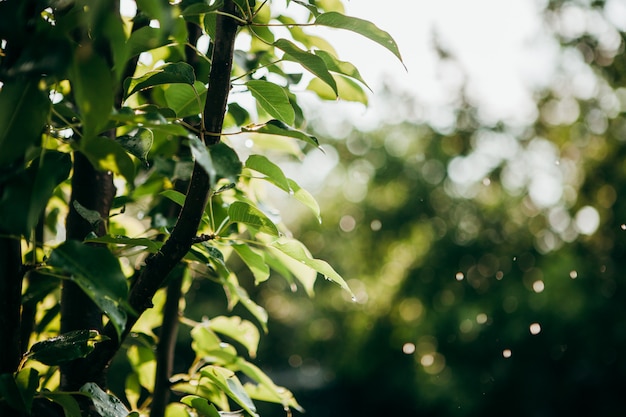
(200, 0), (626, 416)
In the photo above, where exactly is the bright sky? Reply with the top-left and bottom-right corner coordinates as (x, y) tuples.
(329, 0), (558, 127)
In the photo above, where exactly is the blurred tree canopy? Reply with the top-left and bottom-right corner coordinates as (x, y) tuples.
(249, 1), (626, 416)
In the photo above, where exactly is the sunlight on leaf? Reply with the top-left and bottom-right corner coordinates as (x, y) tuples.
(315, 12), (405, 68)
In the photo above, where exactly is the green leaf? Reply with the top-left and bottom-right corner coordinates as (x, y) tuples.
(208, 316), (260, 358)
(160, 189), (186, 206)
(200, 366), (258, 417)
(245, 383), (303, 413)
(80, 382), (130, 417)
(40, 392), (81, 417)
(124, 62), (196, 99)
(181, 396), (221, 417)
(48, 240), (129, 338)
(27, 330), (108, 366)
(245, 154), (291, 192)
(72, 200), (105, 228)
(288, 178), (321, 222)
(14, 368), (38, 413)
(314, 50), (371, 90)
(189, 136), (217, 181)
(70, 48), (114, 139)
(274, 39), (337, 96)
(232, 244), (270, 284)
(308, 74), (368, 104)
(0, 373), (25, 412)
(228, 201), (279, 236)
(242, 119), (319, 148)
(315, 12), (405, 67)
(267, 246), (317, 296)
(127, 26), (170, 57)
(211, 142), (243, 184)
(271, 238), (353, 296)
(0, 369), (40, 414)
(238, 361), (304, 412)
(81, 135), (136, 183)
(164, 81), (206, 118)
(220, 274), (269, 332)
(245, 80), (295, 125)
(0, 80), (50, 166)
(85, 235), (162, 253)
(117, 128), (154, 166)
(0, 151), (71, 235)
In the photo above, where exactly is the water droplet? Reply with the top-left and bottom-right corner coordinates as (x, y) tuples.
(569, 270), (578, 279)
(288, 189), (295, 195)
(290, 283), (297, 292)
(351, 295), (357, 302)
(455, 272), (464, 281)
(502, 349), (512, 358)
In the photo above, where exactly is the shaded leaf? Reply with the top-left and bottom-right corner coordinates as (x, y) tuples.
(48, 241), (129, 338)
(14, 368), (38, 413)
(80, 383), (130, 417)
(0, 151), (71, 235)
(245, 80), (295, 125)
(27, 330), (107, 366)
(274, 39), (337, 95)
(70, 48), (114, 138)
(315, 12), (404, 66)
(242, 120), (319, 148)
(228, 201), (279, 236)
(189, 136), (217, 181)
(124, 62), (196, 99)
(127, 26), (170, 57)
(0, 80), (49, 166)
(211, 142), (243, 184)
(81, 135), (136, 183)
(117, 128), (154, 166)
(0, 373), (25, 412)
(40, 392), (81, 417)
(72, 200), (104, 228)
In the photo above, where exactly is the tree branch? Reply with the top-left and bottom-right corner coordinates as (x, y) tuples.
(150, 272), (183, 417)
(85, 0), (240, 383)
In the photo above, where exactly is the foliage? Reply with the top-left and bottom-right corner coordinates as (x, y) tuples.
(251, 1), (626, 416)
(0, 0), (402, 416)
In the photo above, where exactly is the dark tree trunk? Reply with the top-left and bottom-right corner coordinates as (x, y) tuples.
(60, 151), (116, 391)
